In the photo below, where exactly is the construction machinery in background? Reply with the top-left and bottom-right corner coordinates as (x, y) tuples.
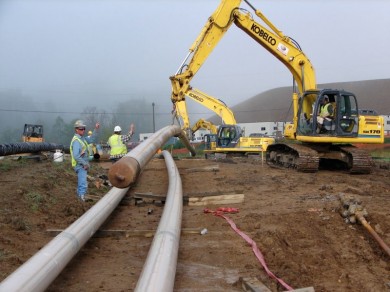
(191, 118), (218, 136)
(190, 118), (272, 157)
(171, 83), (275, 157)
(170, 0), (383, 172)
(22, 124), (44, 142)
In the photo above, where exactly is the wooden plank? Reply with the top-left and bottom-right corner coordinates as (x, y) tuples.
(183, 165), (219, 173)
(134, 192), (167, 200)
(188, 194), (244, 206)
(239, 277), (314, 292)
(239, 277), (272, 292)
(132, 190), (242, 199)
(128, 191), (245, 206)
(289, 288), (315, 292)
(84, 194), (103, 202)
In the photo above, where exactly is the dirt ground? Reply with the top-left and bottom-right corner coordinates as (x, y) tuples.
(0, 152), (389, 292)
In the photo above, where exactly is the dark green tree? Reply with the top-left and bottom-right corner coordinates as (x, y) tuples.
(49, 116), (74, 145)
(0, 128), (21, 143)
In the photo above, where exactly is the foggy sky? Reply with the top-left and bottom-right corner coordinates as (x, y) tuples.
(0, 0), (389, 128)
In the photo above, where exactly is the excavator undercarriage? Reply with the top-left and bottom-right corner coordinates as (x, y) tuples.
(266, 143), (373, 174)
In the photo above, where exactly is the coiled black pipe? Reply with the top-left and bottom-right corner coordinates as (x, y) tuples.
(0, 142), (65, 156)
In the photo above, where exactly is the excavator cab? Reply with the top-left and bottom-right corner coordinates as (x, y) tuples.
(297, 89), (359, 137)
(216, 125), (242, 147)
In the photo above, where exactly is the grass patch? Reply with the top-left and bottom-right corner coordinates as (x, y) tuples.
(11, 216), (30, 231)
(0, 160), (12, 172)
(370, 148), (390, 158)
(0, 158), (30, 172)
(24, 191), (45, 212)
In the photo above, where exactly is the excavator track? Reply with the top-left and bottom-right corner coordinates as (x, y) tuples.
(337, 146), (373, 174)
(266, 143), (373, 174)
(266, 143), (319, 172)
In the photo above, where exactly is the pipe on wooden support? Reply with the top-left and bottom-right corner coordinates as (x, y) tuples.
(135, 150), (183, 292)
(108, 125), (196, 188)
(0, 187), (129, 292)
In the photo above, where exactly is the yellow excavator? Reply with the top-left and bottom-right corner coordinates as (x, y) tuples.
(170, 0), (383, 172)
(172, 86), (275, 157)
(191, 118), (218, 136)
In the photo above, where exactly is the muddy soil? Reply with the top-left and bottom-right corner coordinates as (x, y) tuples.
(0, 154), (389, 291)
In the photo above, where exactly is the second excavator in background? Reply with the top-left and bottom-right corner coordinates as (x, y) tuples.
(170, 0), (383, 172)
(191, 118), (218, 137)
(176, 88), (275, 157)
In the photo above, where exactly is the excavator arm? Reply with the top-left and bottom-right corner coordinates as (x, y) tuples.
(175, 87), (237, 133)
(191, 118), (218, 135)
(170, 0), (316, 137)
(170, 0), (241, 103)
(170, 0), (242, 137)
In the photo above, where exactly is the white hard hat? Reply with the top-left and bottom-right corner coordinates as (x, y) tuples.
(114, 126), (122, 132)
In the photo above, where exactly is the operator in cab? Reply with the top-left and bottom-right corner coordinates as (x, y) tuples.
(316, 96), (334, 133)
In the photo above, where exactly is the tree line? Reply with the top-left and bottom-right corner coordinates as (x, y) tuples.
(0, 99), (171, 145)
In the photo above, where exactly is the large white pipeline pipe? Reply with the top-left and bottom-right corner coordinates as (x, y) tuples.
(0, 187), (129, 292)
(0, 125), (191, 292)
(135, 150), (183, 292)
(108, 125), (195, 188)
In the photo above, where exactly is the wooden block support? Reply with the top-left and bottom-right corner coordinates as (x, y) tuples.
(287, 287), (315, 292)
(188, 194), (244, 206)
(183, 165), (219, 173)
(131, 191), (245, 206)
(134, 192), (167, 201)
(239, 277), (272, 292)
(239, 277), (315, 292)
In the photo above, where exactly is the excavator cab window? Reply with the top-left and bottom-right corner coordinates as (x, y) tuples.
(22, 124), (44, 142)
(23, 124), (43, 138)
(337, 93), (358, 136)
(308, 91), (358, 137)
(218, 127), (231, 147)
(297, 92), (318, 135)
(297, 91), (358, 137)
(217, 125), (241, 147)
(204, 134), (217, 151)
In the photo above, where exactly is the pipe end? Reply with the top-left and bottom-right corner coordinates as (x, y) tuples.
(108, 157), (140, 188)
